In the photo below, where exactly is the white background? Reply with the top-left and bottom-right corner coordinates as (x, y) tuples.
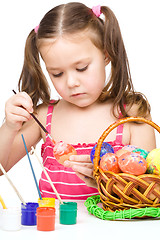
(0, 0), (160, 207)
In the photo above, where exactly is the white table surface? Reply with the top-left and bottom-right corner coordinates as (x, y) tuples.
(0, 199), (159, 240)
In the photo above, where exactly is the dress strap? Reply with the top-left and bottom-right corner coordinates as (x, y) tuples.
(115, 105), (126, 143)
(46, 100), (54, 139)
(115, 124), (124, 143)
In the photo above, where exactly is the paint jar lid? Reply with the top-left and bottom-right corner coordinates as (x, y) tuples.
(21, 202), (39, 211)
(37, 207), (55, 216)
(60, 202), (77, 211)
(38, 198), (55, 208)
(3, 207), (21, 215)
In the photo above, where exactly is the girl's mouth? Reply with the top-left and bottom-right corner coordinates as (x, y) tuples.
(71, 93), (85, 97)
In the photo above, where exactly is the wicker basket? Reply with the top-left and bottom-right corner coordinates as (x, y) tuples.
(93, 117), (160, 212)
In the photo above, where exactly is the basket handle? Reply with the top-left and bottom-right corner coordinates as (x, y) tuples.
(93, 117), (160, 172)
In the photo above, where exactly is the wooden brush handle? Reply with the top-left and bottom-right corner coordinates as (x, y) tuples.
(93, 117), (160, 172)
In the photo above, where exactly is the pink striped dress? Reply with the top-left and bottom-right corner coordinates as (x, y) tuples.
(39, 102), (125, 200)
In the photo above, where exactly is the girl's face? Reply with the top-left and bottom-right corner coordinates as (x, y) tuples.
(40, 33), (107, 108)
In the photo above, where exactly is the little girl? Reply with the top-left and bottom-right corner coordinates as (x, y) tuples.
(0, 3), (156, 200)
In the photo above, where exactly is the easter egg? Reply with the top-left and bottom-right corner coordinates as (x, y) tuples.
(53, 141), (77, 165)
(116, 148), (130, 158)
(90, 142), (114, 163)
(146, 148), (160, 174)
(118, 152), (147, 175)
(132, 148), (149, 159)
(116, 145), (140, 158)
(122, 145), (138, 151)
(100, 153), (121, 173)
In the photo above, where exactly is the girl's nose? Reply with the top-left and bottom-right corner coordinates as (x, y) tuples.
(66, 73), (80, 88)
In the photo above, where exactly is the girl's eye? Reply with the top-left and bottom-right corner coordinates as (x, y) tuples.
(52, 72), (63, 78)
(76, 65), (88, 72)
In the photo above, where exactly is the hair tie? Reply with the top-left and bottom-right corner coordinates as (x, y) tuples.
(34, 24), (39, 33)
(92, 5), (101, 17)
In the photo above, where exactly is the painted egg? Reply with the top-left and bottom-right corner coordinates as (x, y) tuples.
(90, 142), (114, 163)
(132, 148), (149, 159)
(146, 148), (160, 174)
(100, 153), (121, 173)
(116, 145), (139, 158)
(118, 152), (147, 175)
(122, 145), (138, 151)
(116, 148), (130, 158)
(53, 141), (77, 165)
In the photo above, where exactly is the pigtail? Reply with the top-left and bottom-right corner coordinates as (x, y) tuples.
(18, 30), (51, 110)
(99, 6), (150, 118)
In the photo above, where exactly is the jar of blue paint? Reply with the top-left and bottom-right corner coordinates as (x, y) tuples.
(21, 202), (39, 225)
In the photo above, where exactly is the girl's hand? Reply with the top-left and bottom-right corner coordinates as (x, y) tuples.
(5, 92), (33, 132)
(64, 155), (97, 189)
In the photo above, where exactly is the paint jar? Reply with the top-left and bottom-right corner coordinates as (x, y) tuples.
(36, 207), (55, 231)
(2, 207), (21, 231)
(59, 202), (77, 225)
(38, 198), (55, 208)
(21, 202), (39, 226)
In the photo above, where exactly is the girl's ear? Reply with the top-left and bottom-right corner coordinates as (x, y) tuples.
(104, 54), (110, 66)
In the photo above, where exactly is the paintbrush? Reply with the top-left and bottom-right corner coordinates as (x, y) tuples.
(0, 194), (7, 209)
(31, 147), (64, 204)
(12, 90), (76, 164)
(0, 163), (26, 205)
(12, 90), (54, 143)
(21, 134), (42, 200)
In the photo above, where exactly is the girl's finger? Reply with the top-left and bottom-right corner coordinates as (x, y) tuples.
(11, 92), (33, 113)
(64, 160), (93, 169)
(10, 106), (32, 119)
(75, 172), (97, 188)
(69, 154), (91, 162)
(72, 164), (94, 178)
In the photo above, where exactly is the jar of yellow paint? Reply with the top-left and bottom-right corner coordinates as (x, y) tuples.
(38, 198), (55, 208)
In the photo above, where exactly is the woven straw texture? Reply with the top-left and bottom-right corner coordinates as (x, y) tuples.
(93, 117), (160, 211)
